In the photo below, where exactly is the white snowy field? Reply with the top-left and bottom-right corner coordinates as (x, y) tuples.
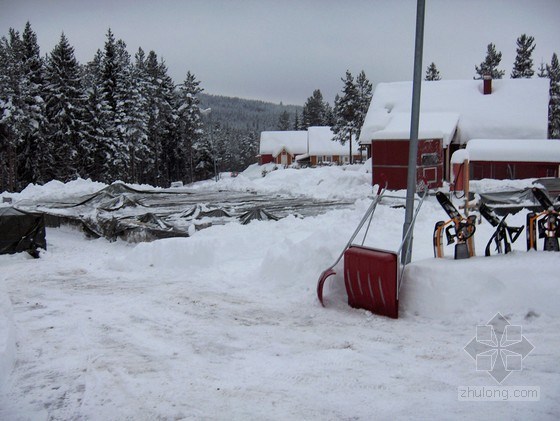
(1, 163), (559, 420)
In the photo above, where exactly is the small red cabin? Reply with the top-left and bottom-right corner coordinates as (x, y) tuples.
(372, 137), (443, 190)
(258, 131), (307, 166)
(367, 112), (458, 190)
(459, 139), (560, 181)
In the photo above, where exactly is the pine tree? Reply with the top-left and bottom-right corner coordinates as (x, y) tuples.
(17, 22), (47, 186)
(276, 110), (290, 131)
(0, 29), (24, 191)
(195, 121), (217, 181)
(511, 34), (536, 78)
(44, 33), (84, 182)
(293, 111), (300, 130)
(302, 89), (329, 128)
(474, 43), (505, 79)
(332, 70), (359, 164)
(176, 71), (204, 183)
(547, 53), (560, 139)
(537, 60), (548, 78)
(143, 50), (178, 186)
(113, 39), (142, 182)
(82, 49), (111, 181)
(355, 70), (373, 138)
(98, 30), (130, 182)
(425, 62), (441, 81)
(126, 47), (150, 183)
(323, 102), (335, 126)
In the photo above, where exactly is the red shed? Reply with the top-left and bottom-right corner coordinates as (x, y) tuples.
(368, 112), (459, 190)
(462, 139), (560, 180)
(258, 131), (307, 166)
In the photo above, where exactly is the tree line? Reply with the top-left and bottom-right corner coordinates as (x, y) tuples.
(0, 23), (233, 192)
(424, 34), (559, 138)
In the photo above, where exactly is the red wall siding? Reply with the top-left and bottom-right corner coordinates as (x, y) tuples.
(471, 161), (559, 180)
(260, 154), (274, 165)
(371, 139), (443, 190)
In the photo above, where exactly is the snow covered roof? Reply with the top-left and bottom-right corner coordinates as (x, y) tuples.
(259, 127), (361, 159)
(307, 126), (361, 156)
(359, 79), (549, 146)
(460, 138), (560, 162)
(259, 131), (307, 157)
(370, 112), (459, 146)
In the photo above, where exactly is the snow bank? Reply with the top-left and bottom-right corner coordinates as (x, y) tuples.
(401, 252), (560, 320)
(191, 163), (374, 200)
(0, 281), (16, 391)
(7, 178), (107, 202)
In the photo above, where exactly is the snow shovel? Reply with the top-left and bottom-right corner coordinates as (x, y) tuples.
(316, 183), (387, 306)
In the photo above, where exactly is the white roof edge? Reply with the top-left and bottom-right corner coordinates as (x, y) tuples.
(464, 139), (560, 162)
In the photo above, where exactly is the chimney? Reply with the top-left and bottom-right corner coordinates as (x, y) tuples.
(483, 75), (492, 95)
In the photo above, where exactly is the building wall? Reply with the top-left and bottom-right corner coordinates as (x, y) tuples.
(470, 161), (559, 180)
(275, 149), (293, 166)
(259, 154), (274, 165)
(371, 138), (443, 189)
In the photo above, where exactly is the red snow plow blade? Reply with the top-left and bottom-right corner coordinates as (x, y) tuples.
(316, 181), (426, 319)
(317, 268), (336, 306)
(316, 185), (387, 308)
(344, 246), (399, 319)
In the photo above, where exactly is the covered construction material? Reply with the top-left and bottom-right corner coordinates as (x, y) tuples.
(13, 183), (352, 243)
(0, 207), (46, 257)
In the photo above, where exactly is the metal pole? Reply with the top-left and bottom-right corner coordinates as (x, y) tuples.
(401, 0), (425, 265)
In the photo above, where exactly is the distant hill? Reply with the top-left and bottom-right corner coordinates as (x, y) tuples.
(198, 93), (303, 131)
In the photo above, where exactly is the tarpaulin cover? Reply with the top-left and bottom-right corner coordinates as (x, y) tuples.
(0, 207), (46, 256)
(13, 182), (353, 243)
(479, 184), (560, 215)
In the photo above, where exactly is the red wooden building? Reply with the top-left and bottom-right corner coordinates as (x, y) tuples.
(258, 131), (307, 166)
(258, 127), (362, 166)
(368, 112), (459, 190)
(460, 139), (560, 180)
(371, 138), (444, 190)
(359, 79), (550, 189)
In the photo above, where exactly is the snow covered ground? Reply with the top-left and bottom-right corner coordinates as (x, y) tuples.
(1, 163), (559, 420)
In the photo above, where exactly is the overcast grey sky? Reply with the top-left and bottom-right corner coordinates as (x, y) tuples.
(1, 0), (559, 105)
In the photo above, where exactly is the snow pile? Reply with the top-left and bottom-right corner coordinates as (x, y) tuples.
(0, 279), (16, 391)
(192, 163), (374, 200)
(402, 252), (560, 320)
(13, 178), (107, 203)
